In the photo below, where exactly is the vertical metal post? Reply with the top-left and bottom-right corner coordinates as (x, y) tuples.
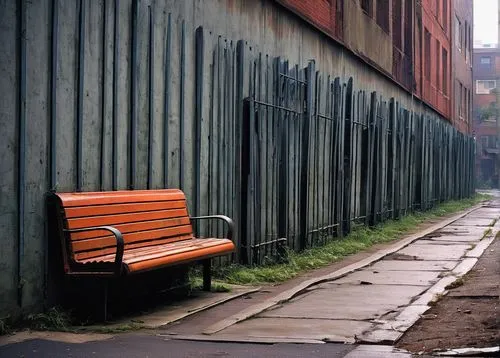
(50, 0), (59, 191)
(299, 61), (314, 251)
(194, 26), (204, 225)
(76, 0), (86, 191)
(130, 0), (138, 190)
(147, 6), (154, 189)
(100, 0), (107, 191)
(179, 20), (185, 189)
(235, 40), (245, 263)
(112, 0), (119, 190)
(17, 0), (27, 307)
(163, 13), (171, 188)
(342, 78), (353, 234)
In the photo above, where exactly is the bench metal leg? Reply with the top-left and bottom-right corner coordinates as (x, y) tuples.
(202, 259), (211, 292)
(103, 281), (108, 322)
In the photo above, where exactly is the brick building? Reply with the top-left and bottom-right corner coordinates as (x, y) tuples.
(275, 0), (473, 133)
(452, 0), (473, 133)
(473, 47), (500, 186)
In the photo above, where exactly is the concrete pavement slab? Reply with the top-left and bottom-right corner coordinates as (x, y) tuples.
(368, 260), (457, 272)
(440, 225), (489, 234)
(396, 243), (471, 261)
(419, 235), (482, 242)
(214, 317), (373, 343)
(411, 275), (457, 306)
(261, 285), (426, 320)
(377, 304), (430, 331)
(450, 218), (494, 226)
(107, 285), (260, 329)
(321, 270), (440, 286)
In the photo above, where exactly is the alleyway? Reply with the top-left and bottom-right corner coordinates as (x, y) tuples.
(1, 196), (499, 357)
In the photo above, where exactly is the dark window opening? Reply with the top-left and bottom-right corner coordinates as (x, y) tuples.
(442, 0), (448, 31)
(436, 39), (441, 89)
(392, 0), (402, 49)
(424, 28), (431, 79)
(442, 48), (448, 95)
(361, 0), (373, 17)
(376, 0), (390, 33)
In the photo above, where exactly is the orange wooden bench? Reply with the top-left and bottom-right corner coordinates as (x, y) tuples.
(48, 189), (235, 318)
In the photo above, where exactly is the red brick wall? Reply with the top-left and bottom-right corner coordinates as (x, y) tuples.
(275, 0), (339, 39)
(419, 0), (452, 120)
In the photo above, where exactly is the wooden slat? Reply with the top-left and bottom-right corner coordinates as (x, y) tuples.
(126, 240), (235, 273)
(70, 217), (191, 240)
(76, 238), (235, 268)
(56, 189), (185, 207)
(73, 234), (193, 261)
(71, 225), (194, 253)
(65, 200), (187, 218)
(67, 208), (188, 229)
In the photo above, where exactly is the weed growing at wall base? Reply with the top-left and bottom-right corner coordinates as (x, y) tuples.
(215, 194), (492, 285)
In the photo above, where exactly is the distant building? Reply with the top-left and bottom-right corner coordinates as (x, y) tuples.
(451, 0), (473, 133)
(473, 47), (500, 186)
(275, 0), (473, 133)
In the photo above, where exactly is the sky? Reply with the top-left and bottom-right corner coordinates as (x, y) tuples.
(474, 0), (498, 46)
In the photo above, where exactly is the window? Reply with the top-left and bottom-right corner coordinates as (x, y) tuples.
(468, 26), (472, 64)
(480, 56), (492, 65)
(455, 16), (461, 51)
(361, 0), (373, 17)
(487, 135), (498, 148)
(376, 0), (390, 33)
(442, 0), (448, 31)
(442, 48), (448, 94)
(458, 82), (463, 117)
(424, 28), (431, 79)
(392, 0), (402, 48)
(435, 39), (441, 89)
(481, 136), (488, 148)
(476, 80), (497, 94)
(465, 89), (469, 122)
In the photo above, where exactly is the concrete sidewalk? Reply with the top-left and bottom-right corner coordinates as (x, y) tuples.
(165, 201), (500, 348)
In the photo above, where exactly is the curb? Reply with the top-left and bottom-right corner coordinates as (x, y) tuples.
(203, 204), (485, 335)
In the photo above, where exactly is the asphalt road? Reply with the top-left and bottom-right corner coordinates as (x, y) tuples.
(0, 334), (354, 358)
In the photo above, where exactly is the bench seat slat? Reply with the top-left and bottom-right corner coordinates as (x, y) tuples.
(76, 238), (235, 274)
(74, 234), (194, 261)
(67, 209), (189, 230)
(70, 217), (191, 241)
(72, 225), (194, 253)
(57, 189), (185, 207)
(65, 200), (187, 218)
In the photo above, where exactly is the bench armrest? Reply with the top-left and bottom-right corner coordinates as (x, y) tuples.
(190, 215), (234, 242)
(64, 226), (124, 275)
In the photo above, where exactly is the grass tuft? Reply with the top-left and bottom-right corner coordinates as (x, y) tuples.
(214, 194), (491, 285)
(188, 275), (232, 293)
(445, 276), (466, 290)
(25, 307), (71, 332)
(0, 317), (11, 336)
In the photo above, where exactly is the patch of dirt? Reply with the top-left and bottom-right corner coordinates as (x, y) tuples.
(396, 237), (500, 353)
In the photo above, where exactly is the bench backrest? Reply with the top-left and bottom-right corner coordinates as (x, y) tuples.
(53, 189), (193, 261)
